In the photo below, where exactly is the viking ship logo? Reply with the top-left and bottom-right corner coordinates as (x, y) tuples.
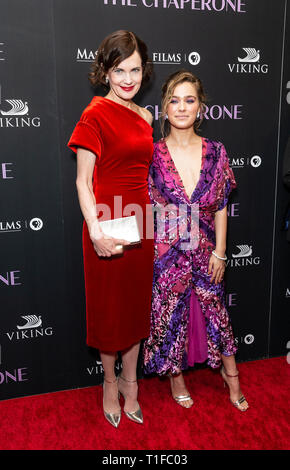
(238, 48), (260, 63)
(0, 86), (40, 127)
(17, 315), (42, 330)
(0, 99), (29, 116)
(232, 245), (252, 258)
(228, 48), (267, 74)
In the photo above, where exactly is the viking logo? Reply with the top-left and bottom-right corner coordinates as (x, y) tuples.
(238, 48), (260, 63)
(0, 99), (29, 116)
(17, 315), (42, 330)
(232, 245), (252, 258)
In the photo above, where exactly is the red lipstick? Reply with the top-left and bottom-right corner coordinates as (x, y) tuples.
(120, 86), (135, 92)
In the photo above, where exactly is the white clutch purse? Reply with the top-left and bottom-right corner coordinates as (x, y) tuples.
(99, 215), (141, 244)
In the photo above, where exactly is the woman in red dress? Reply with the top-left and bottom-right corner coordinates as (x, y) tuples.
(68, 31), (154, 428)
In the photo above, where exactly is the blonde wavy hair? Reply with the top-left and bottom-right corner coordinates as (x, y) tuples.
(160, 69), (207, 138)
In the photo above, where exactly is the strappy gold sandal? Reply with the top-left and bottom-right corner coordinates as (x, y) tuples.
(220, 366), (249, 412)
(169, 373), (194, 408)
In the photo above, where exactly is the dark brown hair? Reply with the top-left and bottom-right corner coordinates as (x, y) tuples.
(161, 69), (207, 137)
(89, 30), (152, 88)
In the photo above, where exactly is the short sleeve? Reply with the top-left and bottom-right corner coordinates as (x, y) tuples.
(67, 112), (102, 162)
(216, 143), (237, 211)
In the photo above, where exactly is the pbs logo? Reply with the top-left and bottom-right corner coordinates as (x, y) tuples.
(188, 52), (201, 65)
(244, 334), (255, 345)
(250, 155), (262, 168)
(29, 217), (43, 231)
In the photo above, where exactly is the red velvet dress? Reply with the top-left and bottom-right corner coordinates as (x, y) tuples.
(68, 96), (154, 351)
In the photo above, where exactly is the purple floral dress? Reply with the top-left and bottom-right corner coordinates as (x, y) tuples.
(143, 138), (238, 375)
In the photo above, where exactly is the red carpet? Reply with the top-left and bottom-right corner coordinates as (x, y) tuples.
(0, 356), (289, 450)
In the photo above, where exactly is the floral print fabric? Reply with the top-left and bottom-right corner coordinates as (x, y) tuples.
(143, 138), (238, 374)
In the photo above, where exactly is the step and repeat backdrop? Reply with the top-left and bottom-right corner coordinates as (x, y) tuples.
(0, 0), (289, 400)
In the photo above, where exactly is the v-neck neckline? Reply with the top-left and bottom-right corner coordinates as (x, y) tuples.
(162, 137), (206, 202)
(98, 96), (153, 131)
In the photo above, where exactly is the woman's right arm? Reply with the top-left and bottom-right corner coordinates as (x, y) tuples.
(76, 148), (128, 257)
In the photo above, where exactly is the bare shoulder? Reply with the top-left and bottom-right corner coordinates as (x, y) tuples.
(139, 106), (153, 126)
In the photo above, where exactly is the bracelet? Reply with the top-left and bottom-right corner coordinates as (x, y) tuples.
(212, 250), (227, 261)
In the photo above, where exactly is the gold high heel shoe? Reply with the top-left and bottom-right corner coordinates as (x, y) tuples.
(168, 372), (194, 408)
(118, 375), (143, 424)
(220, 366), (249, 412)
(103, 377), (121, 428)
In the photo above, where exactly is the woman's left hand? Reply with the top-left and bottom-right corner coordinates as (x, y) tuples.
(208, 254), (226, 285)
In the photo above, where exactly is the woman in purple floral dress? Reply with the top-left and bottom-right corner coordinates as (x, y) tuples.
(143, 70), (248, 412)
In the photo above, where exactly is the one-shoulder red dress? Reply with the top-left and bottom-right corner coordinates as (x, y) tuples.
(68, 96), (154, 351)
